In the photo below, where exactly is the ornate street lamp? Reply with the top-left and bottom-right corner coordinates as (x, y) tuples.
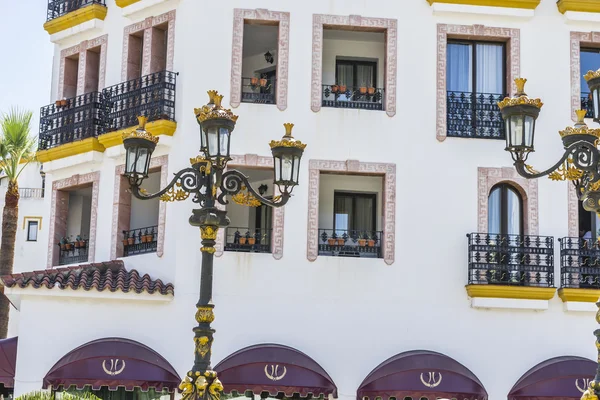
(498, 76), (600, 400)
(121, 90), (306, 400)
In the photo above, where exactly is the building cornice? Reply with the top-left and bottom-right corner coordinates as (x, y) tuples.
(116, 0), (141, 6)
(558, 288), (600, 303)
(36, 137), (105, 163)
(426, 0), (540, 9)
(466, 284), (556, 300)
(98, 120), (177, 148)
(558, 0), (600, 13)
(43, 4), (107, 35)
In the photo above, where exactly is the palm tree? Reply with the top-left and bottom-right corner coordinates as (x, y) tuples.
(0, 108), (36, 338)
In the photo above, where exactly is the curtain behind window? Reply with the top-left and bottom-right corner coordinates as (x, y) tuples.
(356, 64), (374, 87)
(475, 43), (503, 94)
(334, 195), (352, 235)
(506, 188), (521, 235)
(354, 196), (374, 232)
(337, 64), (353, 86)
(488, 187), (501, 235)
(447, 43), (472, 93)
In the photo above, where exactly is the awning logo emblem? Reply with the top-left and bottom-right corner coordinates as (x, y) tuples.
(420, 372), (442, 388)
(576, 378), (591, 393)
(265, 364), (287, 381)
(102, 359), (126, 376)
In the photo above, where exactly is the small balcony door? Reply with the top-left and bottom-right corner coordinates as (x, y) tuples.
(335, 60), (376, 90)
(333, 192), (376, 237)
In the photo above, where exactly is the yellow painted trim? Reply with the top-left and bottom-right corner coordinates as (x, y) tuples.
(116, 0), (141, 6)
(558, 288), (600, 303)
(426, 0), (540, 9)
(23, 217), (42, 230)
(98, 120), (177, 148)
(465, 284), (556, 300)
(557, 0), (600, 13)
(36, 137), (105, 163)
(43, 4), (107, 35)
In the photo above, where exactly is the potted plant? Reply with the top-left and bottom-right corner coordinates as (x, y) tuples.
(240, 232), (247, 245)
(59, 237), (68, 251)
(251, 76), (259, 86)
(127, 234), (135, 246)
(367, 233), (375, 247)
(359, 84), (367, 94)
(141, 229), (148, 243)
(60, 99), (68, 107)
(337, 236), (345, 246)
(358, 232), (367, 247)
(248, 236), (256, 246)
(331, 84), (339, 93)
(327, 232), (337, 246)
(368, 86), (376, 95)
(65, 236), (73, 250)
(259, 74), (268, 87)
(74, 235), (82, 248)
(338, 84), (347, 93)
(146, 230), (154, 243)
(55, 100), (62, 107)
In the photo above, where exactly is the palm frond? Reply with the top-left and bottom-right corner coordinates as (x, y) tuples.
(0, 107), (36, 181)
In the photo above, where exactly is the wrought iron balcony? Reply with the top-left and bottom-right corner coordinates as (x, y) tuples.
(39, 92), (104, 151)
(18, 188), (44, 199)
(318, 229), (382, 258)
(103, 70), (177, 132)
(47, 0), (106, 22)
(467, 233), (554, 287)
(321, 85), (384, 111)
(123, 226), (158, 257)
(241, 77), (276, 104)
(224, 227), (271, 254)
(447, 91), (506, 139)
(559, 237), (600, 289)
(581, 92), (594, 119)
(58, 238), (89, 266)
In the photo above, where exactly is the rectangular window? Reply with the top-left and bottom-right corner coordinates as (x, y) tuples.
(240, 22), (279, 105)
(27, 221), (38, 241)
(335, 60), (377, 90)
(126, 32), (144, 80)
(84, 47), (101, 94)
(63, 54), (79, 98)
(333, 192), (376, 235)
(446, 40), (506, 139)
(581, 48), (600, 118)
(150, 24), (168, 74)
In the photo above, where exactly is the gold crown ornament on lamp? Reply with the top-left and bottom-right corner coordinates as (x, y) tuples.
(559, 109), (600, 148)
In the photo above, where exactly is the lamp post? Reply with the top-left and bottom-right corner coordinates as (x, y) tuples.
(498, 75), (600, 400)
(121, 90), (306, 400)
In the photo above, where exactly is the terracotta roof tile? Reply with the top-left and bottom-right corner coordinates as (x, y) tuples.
(0, 260), (174, 296)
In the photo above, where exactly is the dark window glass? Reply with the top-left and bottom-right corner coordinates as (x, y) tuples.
(334, 192), (376, 235)
(581, 48), (600, 93)
(27, 221), (38, 241)
(335, 60), (377, 88)
(488, 183), (523, 235)
(447, 41), (505, 94)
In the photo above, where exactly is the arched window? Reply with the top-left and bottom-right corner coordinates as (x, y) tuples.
(488, 183), (523, 235)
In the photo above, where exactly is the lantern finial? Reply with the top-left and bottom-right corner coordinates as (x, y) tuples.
(213, 94), (224, 108)
(207, 90), (219, 104)
(576, 109), (588, 124)
(497, 78), (543, 110)
(283, 123), (294, 137)
(137, 115), (148, 129)
(270, 123), (306, 150)
(515, 78), (527, 96)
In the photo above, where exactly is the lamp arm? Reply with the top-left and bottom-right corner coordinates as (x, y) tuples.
(129, 167), (205, 200)
(217, 169), (290, 208)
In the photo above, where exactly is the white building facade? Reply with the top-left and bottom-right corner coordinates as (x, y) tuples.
(3, 0), (600, 400)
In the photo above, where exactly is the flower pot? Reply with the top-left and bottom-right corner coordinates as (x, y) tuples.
(141, 235), (147, 243)
(122, 239), (129, 247)
(127, 237), (135, 245)
(60, 99), (68, 107)
(60, 244), (66, 250)
(358, 239), (366, 247)
(239, 237), (247, 245)
(55, 100), (62, 107)
(260, 78), (267, 87)
(337, 238), (345, 246)
(339, 85), (347, 93)
(327, 238), (336, 246)
(248, 237), (256, 245)
(251, 77), (259, 86)
(359, 87), (367, 94)
(146, 234), (154, 243)
(331, 85), (339, 93)
(367, 239), (375, 247)
(65, 243), (72, 250)
(368, 87), (376, 95)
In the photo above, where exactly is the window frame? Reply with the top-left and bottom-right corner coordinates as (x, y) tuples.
(335, 59), (378, 89)
(27, 220), (39, 242)
(488, 183), (523, 236)
(332, 191), (377, 233)
(580, 47), (600, 94)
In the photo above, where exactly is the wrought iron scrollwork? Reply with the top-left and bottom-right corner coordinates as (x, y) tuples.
(217, 170), (289, 208)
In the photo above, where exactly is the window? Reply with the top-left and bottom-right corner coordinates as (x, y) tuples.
(240, 22), (279, 105)
(27, 221), (38, 241)
(335, 60), (377, 90)
(488, 183), (522, 236)
(333, 192), (376, 235)
(446, 40), (506, 139)
(84, 47), (101, 94)
(63, 53), (80, 98)
(581, 48), (600, 118)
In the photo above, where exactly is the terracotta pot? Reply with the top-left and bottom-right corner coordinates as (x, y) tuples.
(359, 87), (367, 94)
(146, 234), (154, 242)
(55, 100), (62, 107)
(368, 87), (376, 95)
(65, 243), (72, 250)
(239, 237), (247, 245)
(127, 237), (135, 245)
(60, 99), (68, 106)
(260, 78), (267, 87)
(60, 244), (66, 250)
(327, 238), (336, 246)
(141, 236), (147, 243)
(122, 239), (129, 246)
(367, 239), (375, 247)
(339, 85), (347, 92)
(251, 77), (259, 86)
(79, 241), (86, 247)
(248, 237), (256, 245)
(337, 238), (345, 246)
(358, 239), (366, 247)
(331, 85), (339, 93)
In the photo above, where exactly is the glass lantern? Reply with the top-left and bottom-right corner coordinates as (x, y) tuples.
(122, 116), (158, 186)
(585, 69), (600, 122)
(195, 90), (237, 168)
(270, 123), (306, 192)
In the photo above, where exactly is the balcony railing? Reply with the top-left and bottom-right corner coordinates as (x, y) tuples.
(47, 0), (106, 22)
(58, 239), (89, 266)
(559, 237), (600, 289)
(103, 70), (177, 133)
(19, 188), (44, 199)
(39, 92), (104, 150)
(224, 227), (271, 254)
(467, 233), (554, 287)
(321, 85), (384, 111)
(241, 77), (276, 104)
(123, 226), (158, 257)
(447, 91), (505, 139)
(318, 229), (383, 258)
(581, 92), (594, 119)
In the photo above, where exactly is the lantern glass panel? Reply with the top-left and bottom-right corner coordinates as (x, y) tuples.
(282, 155), (293, 181)
(126, 147), (138, 174)
(510, 115), (524, 147)
(594, 88), (599, 119)
(294, 155), (301, 184)
(274, 156), (281, 182)
(207, 126), (218, 158)
(524, 115), (534, 148)
(136, 147), (149, 176)
(219, 127), (230, 157)
(200, 128), (208, 152)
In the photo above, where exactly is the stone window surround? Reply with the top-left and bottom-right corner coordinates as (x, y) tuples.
(436, 24), (520, 142)
(111, 155), (169, 259)
(58, 34), (108, 100)
(568, 185), (580, 238)
(121, 10), (176, 82)
(307, 159), (397, 265)
(570, 31), (600, 122)
(215, 154), (285, 260)
(477, 167), (539, 235)
(310, 14), (398, 117)
(47, 172), (101, 267)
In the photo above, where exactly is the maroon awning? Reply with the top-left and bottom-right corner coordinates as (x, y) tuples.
(214, 343), (338, 398)
(508, 356), (596, 400)
(0, 337), (17, 388)
(43, 337), (180, 392)
(357, 350), (487, 400)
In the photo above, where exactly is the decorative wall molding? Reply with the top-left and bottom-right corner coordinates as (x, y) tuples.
(477, 167), (538, 235)
(48, 172), (100, 267)
(230, 8), (290, 111)
(310, 14), (398, 117)
(568, 184), (579, 237)
(122, 10), (176, 81)
(112, 155), (168, 259)
(307, 159), (396, 265)
(570, 32), (600, 122)
(436, 24), (520, 141)
(58, 34), (108, 99)
(215, 154), (284, 259)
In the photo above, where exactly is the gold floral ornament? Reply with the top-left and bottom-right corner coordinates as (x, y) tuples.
(195, 374), (207, 398)
(159, 182), (190, 202)
(194, 336), (210, 357)
(559, 110), (600, 138)
(497, 78), (544, 110)
(179, 375), (194, 400)
(548, 159), (583, 181)
(122, 116), (160, 144)
(194, 90), (239, 123)
(196, 306), (215, 323)
(525, 165), (540, 175)
(232, 186), (262, 207)
(269, 123), (307, 150)
(200, 226), (218, 240)
(207, 373), (223, 400)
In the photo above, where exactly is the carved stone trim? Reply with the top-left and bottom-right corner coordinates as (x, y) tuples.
(121, 10), (176, 81)
(568, 184), (579, 237)
(570, 31), (600, 122)
(215, 154), (284, 259)
(48, 172), (101, 267)
(477, 167), (538, 235)
(112, 155), (168, 259)
(307, 159), (396, 265)
(230, 9), (290, 111)
(58, 34), (108, 99)
(311, 14), (397, 117)
(436, 24), (520, 141)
